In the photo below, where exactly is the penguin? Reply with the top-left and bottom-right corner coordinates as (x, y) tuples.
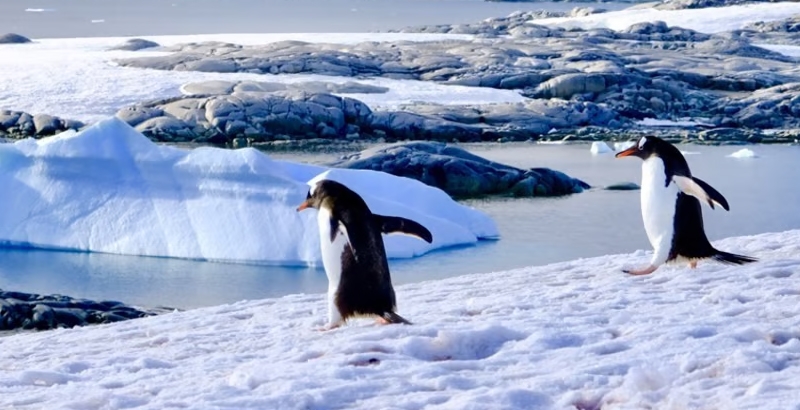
(615, 135), (757, 275)
(296, 179), (433, 330)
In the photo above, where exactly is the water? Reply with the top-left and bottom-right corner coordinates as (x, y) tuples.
(0, 0), (630, 39)
(2, 143), (798, 309)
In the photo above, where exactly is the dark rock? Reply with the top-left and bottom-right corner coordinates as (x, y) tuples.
(33, 114), (61, 136)
(329, 141), (589, 198)
(0, 33), (32, 44)
(52, 308), (89, 328)
(605, 182), (641, 190)
(0, 110), (83, 139)
(31, 304), (56, 330)
(0, 289), (174, 332)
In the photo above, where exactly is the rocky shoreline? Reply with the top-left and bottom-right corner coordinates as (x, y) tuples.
(0, 289), (173, 333)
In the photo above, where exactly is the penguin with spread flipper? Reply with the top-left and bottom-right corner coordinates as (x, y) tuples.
(297, 179), (433, 330)
(615, 136), (757, 275)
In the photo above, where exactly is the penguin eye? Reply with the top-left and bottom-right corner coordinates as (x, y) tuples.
(306, 190), (312, 200)
(638, 137), (648, 150)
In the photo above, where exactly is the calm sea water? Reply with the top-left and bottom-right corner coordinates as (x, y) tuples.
(0, 0), (630, 39)
(1, 143), (798, 309)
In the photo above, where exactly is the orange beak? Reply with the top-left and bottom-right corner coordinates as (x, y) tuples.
(615, 146), (638, 158)
(296, 200), (311, 212)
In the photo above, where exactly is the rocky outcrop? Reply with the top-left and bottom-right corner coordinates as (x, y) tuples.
(0, 33), (31, 44)
(328, 141), (590, 197)
(744, 14), (800, 33)
(725, 14), (800, 45)
(717, 82), (800, 129)
(108, 38), (161, 51)
(109, 17), (800, 137)
(115, 21), (792, 85)
(0, 110), (84, 139)
(181, 80), (389, 96)
(116, 91), (481, 144)
(113, 83), (800, 145)
(1, 290), (172, 332)
(390, 8), (606, 36)
(114, 88), (625, 144)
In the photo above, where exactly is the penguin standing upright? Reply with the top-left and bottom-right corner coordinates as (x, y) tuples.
(297, 179), (433, 330)
(615, 136), (757, 275)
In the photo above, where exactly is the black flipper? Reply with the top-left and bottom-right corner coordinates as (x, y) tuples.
(673, 175), (730, 211)
(329, 214), (357, 261)
(382, 311), (412, 325)
(329, 216), (340, 243)
(692, 177), (730, 211)
(713, 251), (758, 265)
(374, 215), (433, 243)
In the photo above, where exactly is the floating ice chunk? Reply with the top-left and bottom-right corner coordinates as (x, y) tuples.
(728, 148), (758, 158)
(590, 141), (613, 155)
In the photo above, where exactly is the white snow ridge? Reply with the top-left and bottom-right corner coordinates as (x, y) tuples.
(1, 230), (799, 409)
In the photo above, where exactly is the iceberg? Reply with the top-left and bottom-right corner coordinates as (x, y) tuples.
(590, 141), (613, 155)
(0, 118), (497, 265)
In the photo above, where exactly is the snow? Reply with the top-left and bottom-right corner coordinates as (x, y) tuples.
(1, 229), (799, 409)
(590, 141), (613, 155)
(729, 148), (759, 159)
(637, 118), (712, 128)
(0, 118), (496, 264)
(534, 2), (800, 34)
(0, 33), (525, 123)
(755, 44), (800, 58)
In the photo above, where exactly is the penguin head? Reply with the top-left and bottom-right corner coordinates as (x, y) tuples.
(615, 136), (660, 160)
(296, 179), (353, 212)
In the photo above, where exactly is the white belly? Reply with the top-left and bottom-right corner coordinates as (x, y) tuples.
(640, 158), (679, 266)
(317, 208), (348, 325)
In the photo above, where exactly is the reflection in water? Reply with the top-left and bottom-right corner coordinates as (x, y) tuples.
(2, 143), (799, 309)
(0, 248), (326, 309)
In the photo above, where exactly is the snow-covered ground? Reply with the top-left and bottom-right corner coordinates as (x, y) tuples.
(0, 33), (525, 123)
(535, 2), (800, 34)
(636, 118), (714, 128)
(0, 118), (496, 264)
(1, 229), (798, 409)
(755, 44), (800, 58)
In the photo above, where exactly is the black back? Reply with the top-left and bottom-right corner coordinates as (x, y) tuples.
(317, 181), (396, 317)
(636, 136), (693, 187)
(669, 193), (716, 260)
(309, 180), (432, 320)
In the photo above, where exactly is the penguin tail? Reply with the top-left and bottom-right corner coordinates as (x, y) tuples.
(712, 250), (758, 265)
(381, 311), (412, 325)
